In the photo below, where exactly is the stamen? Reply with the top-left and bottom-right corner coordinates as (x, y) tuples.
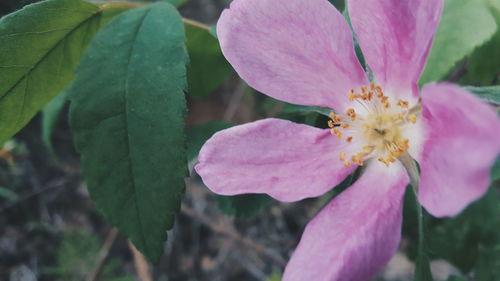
(362, 146), (373, 154)
(329, 84), (419, 168)
(397, 99), (409, 108)
(345, 108), (357, 121)
(408, 114), (417, 124)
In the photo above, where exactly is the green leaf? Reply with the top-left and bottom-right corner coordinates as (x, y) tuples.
(0, 186), (18, 201)
(68, 2), (188, 262)
(42, 89), (68, 156)
(328, 0), (345, 11)
(0, 0), (130, 145)
(475, 243), (500, 281)
(420, 0), (497, 84)
(163, 0), (187, 7)
(186, 121), (233, 161)
(281, 103), (331, 116)
(185, 20), (233, 100)
(464, 85), (500, 105)
(491, 157), (500, 182)
(410, 188), (500, 274)
(462, 2), (500, 85)
(446, 275), (467, 281)
(216, 194), (272, 218)
(415, 251), (433, 281)
(267, 272), (282, 281)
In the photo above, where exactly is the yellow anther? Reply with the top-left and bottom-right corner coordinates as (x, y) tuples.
(408, 114), (417, 124)
(378, 157), (390, 167)
(397, 99), (409, 108)
(386, 156), (396, 163)
(329, 112), (342, 123)
(391, 150), (402, 158)
(345, 108), (357, 121)
(363, 146), (373, 154)
(396, 139), (410, 151)
(394, 113), (404, 121)
(356, 152), (364, 160)
(349, 92), (356, 101)
(332, 85), (417, 169)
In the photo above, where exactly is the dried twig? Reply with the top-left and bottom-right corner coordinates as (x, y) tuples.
(128, 240), (153, 281)
(85, 228), (119, 281)
(0, 177), (74, 213)
(181, 204), (287, 266)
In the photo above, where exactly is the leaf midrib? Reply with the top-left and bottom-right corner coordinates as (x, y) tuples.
(122, 7), (152, 258)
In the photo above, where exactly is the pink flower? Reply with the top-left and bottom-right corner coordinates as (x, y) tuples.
(195, 0), (500, 279)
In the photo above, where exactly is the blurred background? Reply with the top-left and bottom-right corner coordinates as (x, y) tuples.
(0, 0), (498, 280)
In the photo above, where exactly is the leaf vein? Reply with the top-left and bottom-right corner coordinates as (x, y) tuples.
(122, 7), (151, 256)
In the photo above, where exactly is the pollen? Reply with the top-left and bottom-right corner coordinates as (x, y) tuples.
(327, 84), (421, 168)
(345, 108), (357, 121)
(397, 99), (409, 108)
(408, 114), (417, 124)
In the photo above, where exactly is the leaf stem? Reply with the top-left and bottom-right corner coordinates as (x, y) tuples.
(182, 18), (210, 30)
(98, 2), (142, 11)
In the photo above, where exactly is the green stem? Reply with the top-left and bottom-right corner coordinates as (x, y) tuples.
(416, 194), (425, 255)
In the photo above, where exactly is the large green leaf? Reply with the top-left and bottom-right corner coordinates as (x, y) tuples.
(185, 21), (233, 100)
(405, 188), (500, 274)
(0, 0), (129, 145)
(69, 2), (188, 262)
(42, 88), (68, 157)
(465, 85), (500, 105)
(420, 0), (497, 84)
(463, 1), (500, 85)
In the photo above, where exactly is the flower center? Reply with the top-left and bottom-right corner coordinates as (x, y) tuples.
(328, 84), (420, 167)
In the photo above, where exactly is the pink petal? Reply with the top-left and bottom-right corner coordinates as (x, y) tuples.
(195, 118), (356, 202)
(283, 162), (409, 281)
(419, 83), (500, 217)
(217, 0), (367, 110)
(348, 0), (444, 98)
